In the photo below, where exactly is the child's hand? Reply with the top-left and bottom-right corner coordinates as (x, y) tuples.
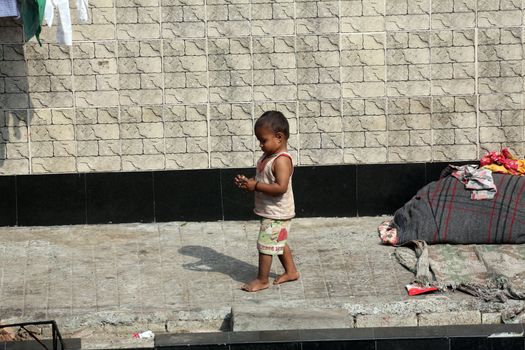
(244, 178), (258, 192)
(234, 175), (258, 192)
(234, 174), (248, 189)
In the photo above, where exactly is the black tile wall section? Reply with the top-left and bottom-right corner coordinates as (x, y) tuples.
(450, 337), (489, 350)
(486, 337), (525, 350)
(0, 175), (16, 226)
(17, 173), (86, 226)
(220, 168), (258, 221)
(450, 336), (525, 350)
(376, 338), (449, 350)
(86, 171), (154, 224)
(0, 161), (478, 226)
(356, 163), (427, 216)
(154, 169), (222, 222)
(229, 343), (301, 350)
(301, 339), (374, 350)
(298, 328), (375, 343)
(293, 165), (357, 217)
(154, 324), (525, 350)
(169, 346), (229, 350)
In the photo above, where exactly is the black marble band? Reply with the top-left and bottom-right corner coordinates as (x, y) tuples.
(0, 161), (474, 227)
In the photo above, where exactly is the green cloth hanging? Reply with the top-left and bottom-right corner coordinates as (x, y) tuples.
(19, 0), (46, 45)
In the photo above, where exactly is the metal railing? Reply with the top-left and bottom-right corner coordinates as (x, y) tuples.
(0, 320), (65, 350)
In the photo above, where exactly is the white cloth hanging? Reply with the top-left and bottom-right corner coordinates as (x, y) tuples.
(0, 0), (19, 17)
(44, 0), (90, 46)
(44, 0), (72, 45)
(78, 0), (89, 22)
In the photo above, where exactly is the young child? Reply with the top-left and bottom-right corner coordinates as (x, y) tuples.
(234, 111), (300, 292)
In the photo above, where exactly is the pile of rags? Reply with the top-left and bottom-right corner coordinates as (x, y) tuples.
(395, 241), (525, 303)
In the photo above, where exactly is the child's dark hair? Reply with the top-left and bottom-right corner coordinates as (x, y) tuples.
(254, 111), (289, 139)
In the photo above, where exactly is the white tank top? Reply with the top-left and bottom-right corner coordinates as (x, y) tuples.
(254, 151), (295, 220)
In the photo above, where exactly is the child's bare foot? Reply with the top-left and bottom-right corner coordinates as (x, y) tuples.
(273, 271), (300, 285)
(241, 279), (270, 292)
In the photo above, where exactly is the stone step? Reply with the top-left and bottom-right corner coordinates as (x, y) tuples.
(155, 324), (525, 350)
(231, 306), (351, 332)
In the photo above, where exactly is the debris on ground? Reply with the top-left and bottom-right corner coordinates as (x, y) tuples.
(132, 330), (155, 339)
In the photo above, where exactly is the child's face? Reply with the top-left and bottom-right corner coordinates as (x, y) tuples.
(255, 125), (283, 155)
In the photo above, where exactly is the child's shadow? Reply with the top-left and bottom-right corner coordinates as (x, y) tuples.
(178, 246), (277, 283)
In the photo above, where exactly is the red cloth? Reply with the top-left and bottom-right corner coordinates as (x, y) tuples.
(480, 148), (525, 175)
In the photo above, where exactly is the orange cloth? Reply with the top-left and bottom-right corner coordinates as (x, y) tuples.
(483, 163), (525, 175)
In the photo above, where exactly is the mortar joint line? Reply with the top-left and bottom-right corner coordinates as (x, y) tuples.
(339, 245), (352, 293)
(474, 25), (480, 158)
(114, 0), (123, 173)
(69, 244), (74, 315)
(337, 0), (344, 161)
(383, 0), (390, 164)
(90, 244), (99, 312)
(159, 0), (167, 171)
(429, 5), (434, 162)
(473, 0), (481, 158)
(384, 27), (389, 163)
(293, 0), (300, 166)
(69, 32), (78, 174)
(45, 241), (52, 319)
(204, 0), (212, 169)
(113, 242), (121, 310)
(156, 223), (167, 310)
(21, 240), (31, 317)
(136, 241), (144, 314)
(20, 27), (33, 175)
(250, 0), (255, 167)
(315, 246), (331, 302)
(0, 244), (5, 316)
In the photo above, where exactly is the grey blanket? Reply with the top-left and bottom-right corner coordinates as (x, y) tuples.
(395, 242), (525, 302)
(393, 173), (525, 244)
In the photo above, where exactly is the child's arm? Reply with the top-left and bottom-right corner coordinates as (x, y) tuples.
(244, 156), (292, 196)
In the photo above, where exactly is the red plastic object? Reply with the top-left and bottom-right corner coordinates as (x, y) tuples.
(405, 284), (439, 296)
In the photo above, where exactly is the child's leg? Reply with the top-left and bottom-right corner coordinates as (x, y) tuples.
(241, 253), (272, 292)
(274, 243), (300, 285)
(241, 218), (274, 292)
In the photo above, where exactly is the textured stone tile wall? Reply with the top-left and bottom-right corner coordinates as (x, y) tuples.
(0, 0), (524, 174)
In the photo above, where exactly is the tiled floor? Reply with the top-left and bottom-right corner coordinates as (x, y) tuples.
(0, 217), (419, 319)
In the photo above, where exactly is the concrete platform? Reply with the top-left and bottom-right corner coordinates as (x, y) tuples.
(231, 306), (351, 331)
(0, 217), (523, 349)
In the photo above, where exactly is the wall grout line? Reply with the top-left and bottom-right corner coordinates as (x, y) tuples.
(160, 0), (167, 171)
(474, 0), (480, 159)
(293, 0), (300, 165)
(0, 245), (4, 316)
(250, 0), (255, 167)
(204, 0), (211, 169)
(429, 0), (433, 162)
(384, 0), (389, 164)
(114, 0), (123, 173)
(338, 0), (344, 164)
